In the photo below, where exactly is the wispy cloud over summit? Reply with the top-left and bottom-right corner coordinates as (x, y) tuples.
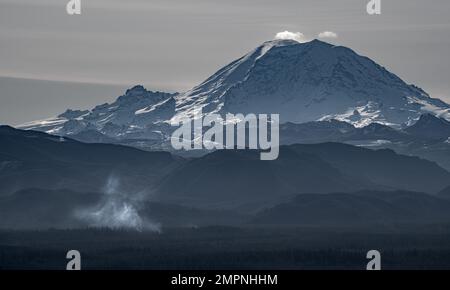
(274, 31), (309, 43)
(318, 31), (338, 39)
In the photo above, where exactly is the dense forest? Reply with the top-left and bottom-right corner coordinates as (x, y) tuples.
(2, 225), (450, 270)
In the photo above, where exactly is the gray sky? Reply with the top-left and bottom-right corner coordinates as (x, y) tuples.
(1, 0), (450, 125)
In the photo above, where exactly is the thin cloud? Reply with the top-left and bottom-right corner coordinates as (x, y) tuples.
(318, 31), (338, 39)
(274, 31), (308, 43)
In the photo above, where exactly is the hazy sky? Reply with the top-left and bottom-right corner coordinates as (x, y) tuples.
(1, 0), (450, 125)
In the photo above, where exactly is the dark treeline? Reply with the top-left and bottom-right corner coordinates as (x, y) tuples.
(2, 226), (450, 270)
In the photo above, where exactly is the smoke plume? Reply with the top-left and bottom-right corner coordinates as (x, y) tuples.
(75, 175), (161, 232)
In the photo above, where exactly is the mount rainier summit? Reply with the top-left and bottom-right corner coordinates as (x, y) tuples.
(19, 39), (450, 140)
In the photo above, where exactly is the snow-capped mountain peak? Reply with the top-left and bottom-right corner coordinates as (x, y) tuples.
(19, 39), (450, 138)
(20, 85), (177, 137)
(173, 38), (449, 127)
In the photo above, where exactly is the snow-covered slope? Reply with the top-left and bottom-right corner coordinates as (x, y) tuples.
(19, 39), (450, 137)
(20, 85), (177, 139)
(174, 39), (450, 127)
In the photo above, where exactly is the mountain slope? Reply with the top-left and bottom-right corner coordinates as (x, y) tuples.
(0, 188), (101, 229)
(253, 190), (450, 226)
(156, 143), (450, 210)
(280, 120), (412, 144)
(2, 126), (450, 229)
(156, 147), (374, 211)
(0, 126), (179, 195)
(288, 143), (450, 193)
(404, 113), (450, 141)
(438, 186), (450, 198)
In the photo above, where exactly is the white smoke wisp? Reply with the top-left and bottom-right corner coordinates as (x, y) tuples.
(88, 199), (145, 230)
(76, 175), (161, 232)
